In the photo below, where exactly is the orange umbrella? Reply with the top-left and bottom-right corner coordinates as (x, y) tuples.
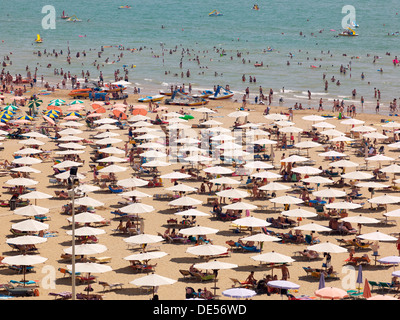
(132, 109), (148, 116)
(95, 107), (106, 114)
(362, 279), (372, 299)
(113, 110), (127, 120)
(92, 104), (103, 110)
(47, 105), (63, 113)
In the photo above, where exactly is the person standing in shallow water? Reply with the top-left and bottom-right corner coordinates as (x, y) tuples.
(376, 100), (380, 114)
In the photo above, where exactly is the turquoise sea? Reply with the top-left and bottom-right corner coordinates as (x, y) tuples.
(1, 0), (400, 114)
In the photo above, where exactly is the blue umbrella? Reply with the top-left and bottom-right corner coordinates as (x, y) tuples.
(356, 265), (363, 291)
(318, 272), (325, 289)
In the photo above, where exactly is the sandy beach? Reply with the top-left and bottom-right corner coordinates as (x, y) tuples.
(0, 85), (400, 302)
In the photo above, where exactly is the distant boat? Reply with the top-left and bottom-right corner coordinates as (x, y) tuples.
(350, 21), (359, 28)
(209, 10), (223, 16)
(35, 34), (43, 43)
(338, 27), (358, 37)
(252, 4), (260, 10)
(66, 15), (82, 22)
(118, 5), (131, 9)
(138, 95), (164, 103)
(61, 11), (69, 19)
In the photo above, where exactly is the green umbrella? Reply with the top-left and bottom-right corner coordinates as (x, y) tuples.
(27, 101), (41, 108)
(3, 105), (18, 111)
(69, 100), (84, 105)
(50, 99), (66, 104)
(48, 101), (63, 107)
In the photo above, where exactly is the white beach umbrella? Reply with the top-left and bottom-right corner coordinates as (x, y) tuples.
(120, 203), (155, 214)
(73, 196), (104, 207)
(232, 216), (271, 228)
(291, 166), (322, 175)
(55, 171), (86, 180)
(203, 166), (234, 175)
(130, 273), (176, 288)
(251, 171), (281, 179)
(312, 121), (336, 129)
(209, 177), (240, 185)
(67, 262), (111, 274)
(98, 146), (125, 154)
(280, 155), (309, 163)
(166, 184), (198, 193)
(244, 161), (274, 169)
(19, 138), (45, 146)
(168, 196), (203, 207)
(186, 244), (227, 256)
(11, 219), (49, 232)
(363, 132), (389, 140)
(294, 222), (331, 232)
(259, 182), (291, 191)
(312, 188), (347, 198)
(340, 214), (380, 225)
(66, 226), (106, 237)
(306, 241), (347, 253)
(301, 176), (334, 184)
(368, 194), (400, 205)
(251, 251), (294, 264)
(57, 135), (84, 142)
(180, 226), (219, 236)
(117, 177), (149, 188)
(357, 230), (397, 242)
(11, 166), (41, 174)
(331, 136), (355, 142)
(281, 207), (317, 218)
(124, 251), (168, 261)
(13, 205), (49, 217)
(173, 209), (210, 217)
(341, 118), (365, 126)
(240, 233), (281, 243)
(68, 212), (105, 224)
(96, 156), (127, 163)
(351, 125), (376, 132)
(325, 202), (362, 210)
(124, 234), (164, 245)
(380, 164), (400, 173)
(318, 151), (347, 158)
(95, 137), (123, 145)
(142, 160), (171, 167)
(98, 164), (127, 173)
(302, 115), (326, 122)
(58, 142), (86, 150)
(320, 129), (346, 137)
(265, 113), (288, 121)
(6, 235), (47, 246)
(53, 160), (83, 169)
(64, 243), (107, 256)
(341, 171), (373, 180)
(270, 196), (303, 205)
(216, 189), (248, 199)
(222, 288), (257, 299)
(222, 201), (258, 211)
(14, 148), (42, 155)
(6, 177), (38, 186)
(12, 157), (42, 165)
(329, 160), (359, 168)
(160, 172), (191, 179)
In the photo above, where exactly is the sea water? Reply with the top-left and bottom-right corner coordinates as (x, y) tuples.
(1, 0), (400, 114)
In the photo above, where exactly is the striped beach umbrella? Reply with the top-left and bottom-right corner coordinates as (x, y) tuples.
(17, 115), (34, 121)
(66, 112), (82, 118)
(3, 105), (18, 111)
(48, 100), (64, 106)
(69, 100), (84, 105)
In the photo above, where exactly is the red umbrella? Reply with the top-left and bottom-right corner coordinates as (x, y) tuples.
(363, 279), (372, 299)
(47, 105), (63, 113)
(95, 107), (106, 114)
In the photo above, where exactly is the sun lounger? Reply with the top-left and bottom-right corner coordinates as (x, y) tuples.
(49, 291), (72, 300)
(193, 272), (216, 282)
(98, 281), (123, 292)
(4, 284), (35, 296)
(76, 293), (103, 300)
(87, 256), (112, 264)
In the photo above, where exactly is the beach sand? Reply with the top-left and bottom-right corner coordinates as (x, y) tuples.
(1, 86), (399, 301)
